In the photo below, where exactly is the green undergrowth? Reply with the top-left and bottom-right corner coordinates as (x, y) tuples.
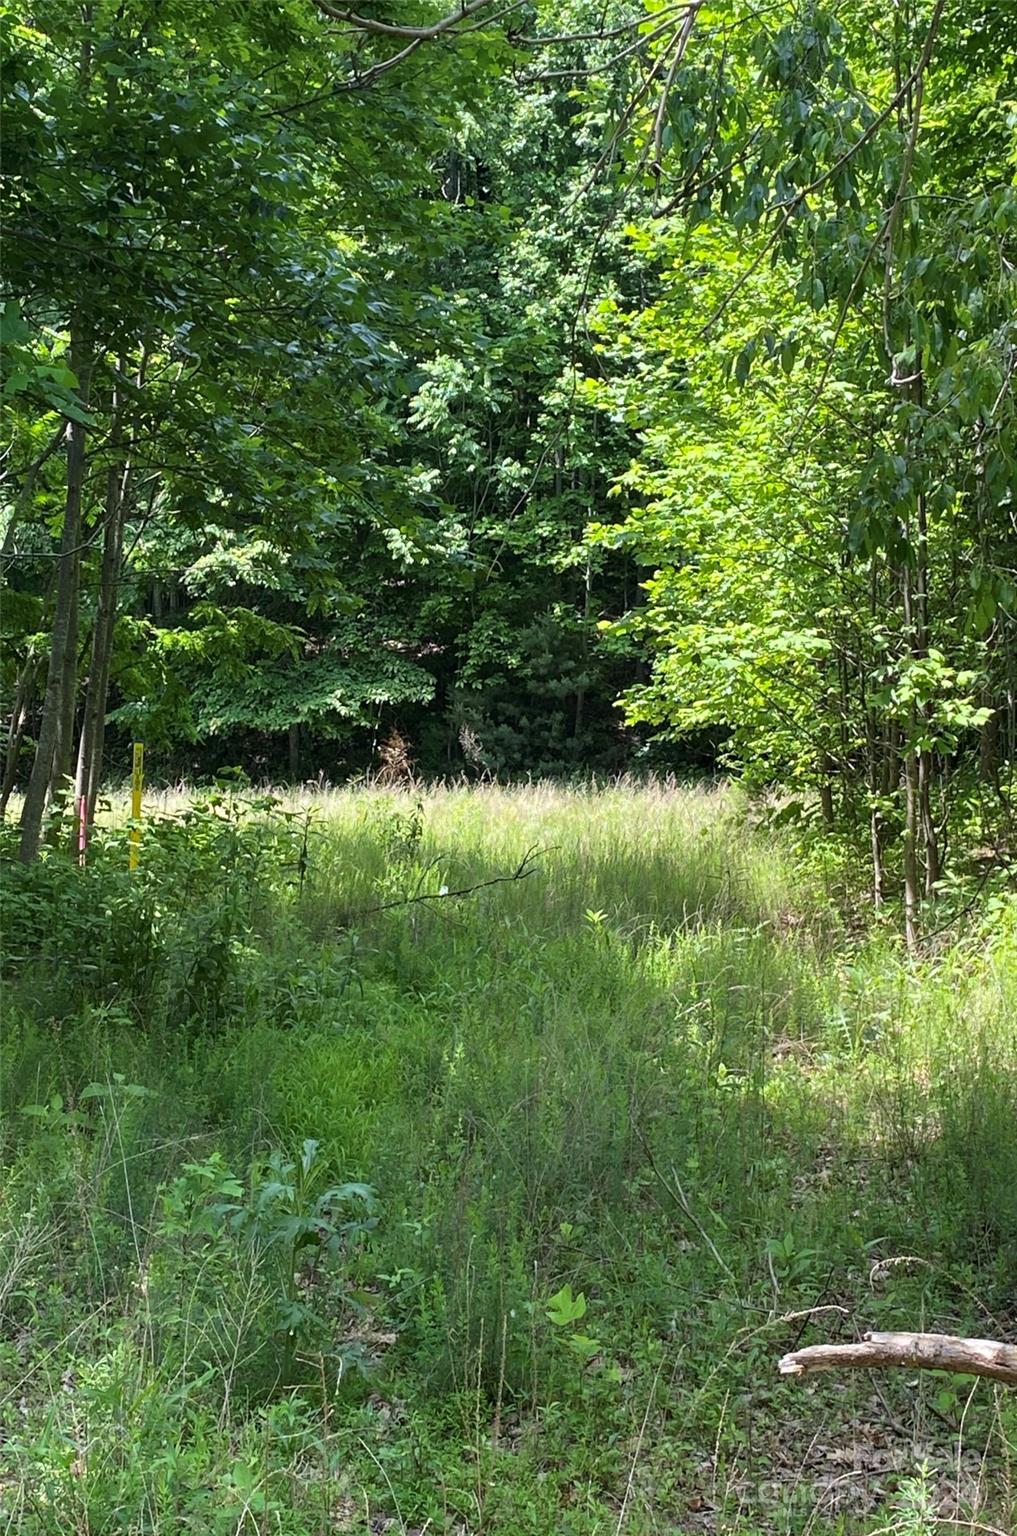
(1, 782), (1016, 1534)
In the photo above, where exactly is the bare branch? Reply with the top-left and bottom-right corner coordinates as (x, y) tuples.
(337, 844), (554, 923)
(513, 5), (691, 48)
(779, 1331), (1017, 1388)
(649, 5), (699, 177)
(311, 0), (502, 41)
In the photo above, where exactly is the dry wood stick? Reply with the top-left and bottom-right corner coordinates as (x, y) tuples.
(779, 1331), (1017, 1388)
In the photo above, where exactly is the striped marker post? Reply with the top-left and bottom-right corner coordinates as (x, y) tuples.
(129, 742), (144, 872)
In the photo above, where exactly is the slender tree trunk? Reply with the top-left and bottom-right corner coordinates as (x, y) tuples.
(288, 721), (300, 779)
(819, 760), (835, 831)
(51, 533), (83, 801)
(835, 563), (852, 822)
(864, 560), (884, 906)
(912, 375), (940, 894)
(574, 547), (592, 738)
(75, 458), (128, 825)
(869, 799), (884, 909)
(18, 343), (92, 862)
(903, 741), (920, 951)
(972, 426), (1002, 802)
(881, 722), (898, 798)
(900, 552), (920, 950)
(77, 348), (146, 825)
(897, 488), (928, 943)
(865, 706), (885, 910)
(880, 15), (943, 941)
(0, 656), (39, 817)
(866, 703), (884, 909)
(918, 748), (940, 896)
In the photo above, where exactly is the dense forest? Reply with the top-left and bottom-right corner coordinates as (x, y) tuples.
(4, 0), (1015, 914)
(2, 2), (1017, 1532)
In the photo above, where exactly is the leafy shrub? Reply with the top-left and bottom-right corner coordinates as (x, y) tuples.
(1, 788), (308, 1030)
(153, 1139), (377, 1391)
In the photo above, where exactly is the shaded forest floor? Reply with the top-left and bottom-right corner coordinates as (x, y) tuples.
(2, 782), (1016, 1534)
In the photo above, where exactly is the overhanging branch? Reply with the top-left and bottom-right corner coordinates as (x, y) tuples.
(311, 0), (502, 40)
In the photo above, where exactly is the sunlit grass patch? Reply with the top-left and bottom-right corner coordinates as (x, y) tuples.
(2, 781), (1015, 1533)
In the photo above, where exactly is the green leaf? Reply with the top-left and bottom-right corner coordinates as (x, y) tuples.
(546, 1284), (587, 1326)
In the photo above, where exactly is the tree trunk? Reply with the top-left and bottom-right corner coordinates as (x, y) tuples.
(864, 560), (884, 907)
(0, 655), (39, 818)
(979, 666), (1000, 792)
(51, 528), (83, 800)
(899, 549), (921, 949)
(903, 742), (920, 950)
(574, 547), (592, 738)
(18, 342), (92, 862)
(881, 721), (899, 799)
(864, 712), (884, 908)
(918, 747), (940, 896)
(913, 444), (940, 895)
(819, 767), (835, 831)
(869, 799), (884, 909)
(77, 347), (145, 826)
(288, 721), (300, 779)
(75, 457), (128, 825)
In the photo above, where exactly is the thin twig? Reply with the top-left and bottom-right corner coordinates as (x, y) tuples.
(698, 0), (949, 339)
(312, 0), (500, 41)
(337, 844), (554, 924)
(632, 1120), (738, 1288)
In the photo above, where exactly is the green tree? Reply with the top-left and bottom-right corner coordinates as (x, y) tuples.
(588, 0), (1017, 935)
(1, 0), (510, 850)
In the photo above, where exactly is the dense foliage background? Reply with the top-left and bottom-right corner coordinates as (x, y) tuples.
(3, 0), (1015, 922)
(3, 9), (1017, 1528)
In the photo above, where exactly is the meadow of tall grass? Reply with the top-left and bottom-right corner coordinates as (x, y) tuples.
(1, 781), (1015, 1533)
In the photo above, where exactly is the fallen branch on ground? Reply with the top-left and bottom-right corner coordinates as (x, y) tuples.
(337, 844), (552, 924)
(779, 1331), (1017, 1387)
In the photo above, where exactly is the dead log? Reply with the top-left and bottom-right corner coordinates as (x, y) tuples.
(779, 1330), (1017, 1387)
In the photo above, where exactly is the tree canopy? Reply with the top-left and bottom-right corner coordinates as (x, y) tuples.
(3, 0), (1015, 934)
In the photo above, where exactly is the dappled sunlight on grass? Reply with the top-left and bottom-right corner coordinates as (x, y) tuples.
(2, 782), (1015, 1533)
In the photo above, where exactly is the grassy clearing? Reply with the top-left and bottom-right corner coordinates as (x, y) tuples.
(2, 781), (1016, 1534)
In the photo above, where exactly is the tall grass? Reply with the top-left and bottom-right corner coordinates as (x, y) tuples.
(1, 781), (1015, 1533)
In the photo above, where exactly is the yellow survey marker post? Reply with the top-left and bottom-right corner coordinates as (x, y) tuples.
(129, 742), (144, 871)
